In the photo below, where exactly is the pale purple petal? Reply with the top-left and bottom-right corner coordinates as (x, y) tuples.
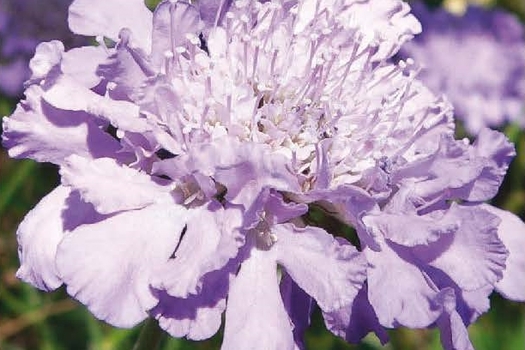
(274, 224), (367, 312)
(61, 46), (108, 88)
(151, 201), (244, 297)
(151, 262), (235, 340)
(28, 40), (64, 82)
(280, 273), (314, 350)
(394, 131), (514, 202)
(198, 0), (232, 28)
(418, 204), (508, 291)
(243, 189), (307, 230)
(56, 204), (187, 327)
(222, 249), (294, 350)
(15, 186), (70, 291)
(464, 128), (515, 201)
(363, 206), (459, 247)
(150, 0), (203, 68)
(365, 241), (442, 328)
(162, 138), (300, 206)
(482, 204), (525, 301)
(323, 284), (389, 344)
(2, 85), (122, 165)
(60, 155), (173, 214)
(435, 288), (475, 350)
(43, 76), (150, 132)
(68, 0), (152, 50)
(15, 185), (104, 292)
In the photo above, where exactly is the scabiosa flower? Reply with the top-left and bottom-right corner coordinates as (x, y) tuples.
(399, 3), (525, 134)
(0, 0), (86, 96)
(2, 0), (525, 349)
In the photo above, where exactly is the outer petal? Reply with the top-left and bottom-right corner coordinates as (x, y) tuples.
(222, 249), (294, 350)
(68, 0), (153, 51)
(467, 129), (515, 201)
(43, 76), (150, 133)
(151, 201), (244, 297)
(482, 204), (525, 301)
(417, 204), (508, 291)
(16, 186), (69, 291)
(61, 46), (108, 88)
(56, 204), (187, 328)
(60, 155), (173, 214)
(363, 207), (459, 247)
(339, 0), (422, 59)
(365, 241), (442, 328)
(393, 131), (514, 202)
(424, 266), (493, 325)
(274, 224), (367, 312)
(151, 262), (235, 340)
(280, 273), (314, 350)
(435, 288), (475, 350)
(323, 284), (389, 344)
(2, 86), (122, 165)
(28, 41), (64, 82)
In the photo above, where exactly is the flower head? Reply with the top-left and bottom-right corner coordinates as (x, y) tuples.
(2, 1), (525, 349)
(399, 3), (525, 134)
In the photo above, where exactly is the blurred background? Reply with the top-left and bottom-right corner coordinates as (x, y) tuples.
(1, 0), (525, 349)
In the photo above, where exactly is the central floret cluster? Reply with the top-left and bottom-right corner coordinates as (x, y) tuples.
(2, 1), (525, 350)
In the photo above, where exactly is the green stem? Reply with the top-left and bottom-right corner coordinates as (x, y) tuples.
(132, 318), (165, 350)
(0, 160), (37, 217)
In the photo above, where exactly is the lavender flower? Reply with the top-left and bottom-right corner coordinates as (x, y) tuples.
(0, 0), (85, 96)
(2, 1), (525, 349)
(399, 3), (525, 134)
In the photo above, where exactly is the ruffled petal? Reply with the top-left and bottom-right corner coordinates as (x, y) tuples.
(150, 0), (203, 68)
(43, 76), (150, 133)
(274, 224), (367, 312)
(424, 266), (493, 325)
(222, 249), (294, 350)
(61, 46), (108, 88)
(419, 204), (508, 291)
(482, 204), (525, 301)
(435, 288), (475, 350)
(158, 137), (300, 206)
(151, 261), (235, 340)
(323, 284), (389, 345)
(243, 189), (307, 230)
(295, 0), (421, 60)
(15, 186), (69, 291)
(60, 155), (173, 214)
(55, 204), (187, 328)
(280, 273), (314, 350)
(28, 41), (64, 82)
(68, 0), (153, 50)
(340, 0), (422, 59)
(467, 129), (515, 201)
(152, 201), (244, 297)
(2, 86), (122, 165)
(363, 207), (459, 247)
(393, 131), (514, 202)
(365, 241), (442, 328)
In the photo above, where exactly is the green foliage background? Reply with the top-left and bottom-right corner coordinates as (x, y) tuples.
(1, 0), (524, 349)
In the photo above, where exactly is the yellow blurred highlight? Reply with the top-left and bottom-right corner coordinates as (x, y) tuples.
(443, 0), (495, 14)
